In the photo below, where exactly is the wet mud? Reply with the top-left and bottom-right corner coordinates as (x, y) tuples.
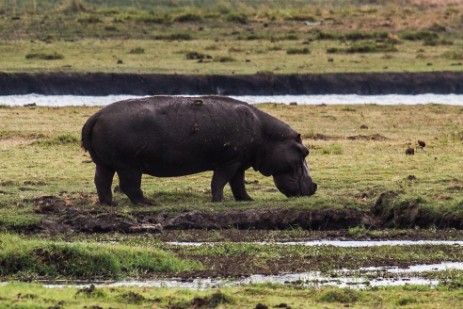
(1, 72), (463, 95)
(27, 194), (463, 235)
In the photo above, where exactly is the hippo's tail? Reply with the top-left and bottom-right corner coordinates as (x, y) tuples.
(81, 113), (98, 154)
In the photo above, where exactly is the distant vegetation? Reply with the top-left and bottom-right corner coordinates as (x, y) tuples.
(0, 0), (461, 73)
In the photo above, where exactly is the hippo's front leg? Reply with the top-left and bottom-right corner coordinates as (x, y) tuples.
(211, 164), (241, 202)
(230, 169), (253, 201)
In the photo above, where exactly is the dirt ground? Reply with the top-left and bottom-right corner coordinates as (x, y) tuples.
(30, 194), (463, 236)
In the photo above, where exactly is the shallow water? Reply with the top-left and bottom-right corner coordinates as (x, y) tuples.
(1, 93), (463, 106)
(39, 262), (463, 290)
(167, 240), (463, 247)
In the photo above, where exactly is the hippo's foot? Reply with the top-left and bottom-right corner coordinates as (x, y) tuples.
(98, 200), (118, 206)
(235, 196), (254, 202)
(138, 198), (156, 206)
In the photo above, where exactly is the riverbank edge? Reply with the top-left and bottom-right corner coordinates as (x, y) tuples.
(1, 71), (463, 95)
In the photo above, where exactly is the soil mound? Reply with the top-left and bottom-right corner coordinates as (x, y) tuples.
(28, 194), (463, 234)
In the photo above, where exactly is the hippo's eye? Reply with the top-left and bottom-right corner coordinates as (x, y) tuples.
(295, 134), (302, 143)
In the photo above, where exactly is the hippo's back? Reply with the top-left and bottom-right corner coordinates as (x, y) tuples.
(82, 96), (262, 177)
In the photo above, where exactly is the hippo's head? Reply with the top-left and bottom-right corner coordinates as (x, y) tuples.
(256, 133), (317, 197)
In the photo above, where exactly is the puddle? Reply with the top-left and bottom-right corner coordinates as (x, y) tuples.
(9, 262), (459, 290)
(167, 240), (463, 247)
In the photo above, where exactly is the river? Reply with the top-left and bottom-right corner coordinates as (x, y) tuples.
(1, 93), (463, 106)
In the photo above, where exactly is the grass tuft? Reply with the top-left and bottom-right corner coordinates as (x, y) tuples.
(25, 52), (64, 60)
(32, 134), (78, 146)
(319, 289), (359, 303)
(286, 47), (310, 55)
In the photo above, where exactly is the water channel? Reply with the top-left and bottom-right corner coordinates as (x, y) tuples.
(1, 93), (463, 106)
(18, 261), (463, 290)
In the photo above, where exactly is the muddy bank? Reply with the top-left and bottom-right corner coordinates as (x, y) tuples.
(1, 72), (463, 95)
(25, 195), (463, 234)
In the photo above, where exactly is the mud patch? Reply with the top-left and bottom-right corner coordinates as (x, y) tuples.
(29, 193), (463, 234)
(32, 195), (376, 234)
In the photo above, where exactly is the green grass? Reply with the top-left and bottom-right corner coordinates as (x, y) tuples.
(0, 1), (462, 74)
(1, 283), (463, 308)
(1, 104), (463, 228)
(0, 233), (200, 279)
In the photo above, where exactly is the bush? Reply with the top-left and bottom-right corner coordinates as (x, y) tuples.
(226, 13), (248, 24)
(396, 297), (417, 306)
(327, 42), (398, 54)
(321, 144), (343, 155)
(443, 48), (463, 60)
(214, 56), (235, 62)
(33, 134), (78, 146)
(129, 47), (145, 54)
(26, 52), (64, 60)
(399, 30), (438, 41)
(154, 33), (192, 41)
(60, 0), (87, 14)
(174, 12), (203, 22)
(319, 289), (359, 303)
(77, 14), (101, 24)
(136, 13), (171, 24)
(313, 30), (389, 41)
(185, 51), (212, 60)
(286, 47), (310, 55)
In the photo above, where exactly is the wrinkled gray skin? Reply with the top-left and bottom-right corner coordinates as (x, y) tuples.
(82, 96), (317, 205)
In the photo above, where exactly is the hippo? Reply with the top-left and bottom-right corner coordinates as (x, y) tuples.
(81, 96), (317, 205)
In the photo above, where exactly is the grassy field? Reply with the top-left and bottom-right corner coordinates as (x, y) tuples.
(1, 1), (463, 306)
(1, 103), (463, 228)
(2, 283), (463, 309)
(0, 0), (462, 74)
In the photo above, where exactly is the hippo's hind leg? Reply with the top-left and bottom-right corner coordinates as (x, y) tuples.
(94, 165), (115, 205)
(117, 169), (152, 205)
(230, 169), (253, 201)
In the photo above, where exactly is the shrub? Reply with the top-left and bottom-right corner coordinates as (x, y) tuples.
(327, 42), (398, 54)
(136, 13), (171, 24)
(153, 33), (192, 41)
(313, 30), (389, 41)
(185, 51), (211, 60)
(399, 30), (438, 41)
(348, 225), (367, 237)
(60, 0), (87, 14)
(26, 52), (64, 60)
(174, 12), (203, 22)
(443, 48), (463, 60)
(321, 144), (343, 155)
(286, 47), (310, 55)
(319, 289), (359, 303)
(214, 56), (235, 62)
(129, 47), (145, 54)
(345, 31), (388, 41)
(33, 134), (78, 146)
(226, 13), (248, 24)
(77, 14), (101, 24)
(396, 297), (417, 306)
